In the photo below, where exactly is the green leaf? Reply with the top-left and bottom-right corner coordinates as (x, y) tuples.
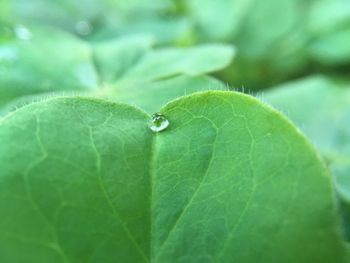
(0, 25), (98, 108)
(182, 0), (311, 88)
(308, 0), (350, 66)
(0, 92), (346, 262)
(0, 98), (153, 263)
(92, 41), (234, 84)
(0, 29), (233, 115)
(183, 0), (250, 40)
(118, 44), (235, 82)
(0, 0), (117, 36)
(98, 75), (226, 113)
(309, 28), (350, 65)
(92, 42), (234, 113)
(264, 76), (350, 244)
(0, 0), (182, 42)
(264, 76), (350, 202)
(92, 17), (194, 46)
(92, 35), (154, 82)
(340, 199), (350, 242)
(308, 0), (350, 34)
(181, 0), (350, 88)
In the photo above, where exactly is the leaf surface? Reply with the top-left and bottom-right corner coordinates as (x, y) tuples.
(0, 92), (346, 262)
(264, 76), (350, 242)
(264, 76), (350, 202)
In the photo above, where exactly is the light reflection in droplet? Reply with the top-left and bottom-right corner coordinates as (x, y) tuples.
(149, 113), (169, 132)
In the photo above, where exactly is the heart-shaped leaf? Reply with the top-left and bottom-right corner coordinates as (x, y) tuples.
(0, 91), (346, 262)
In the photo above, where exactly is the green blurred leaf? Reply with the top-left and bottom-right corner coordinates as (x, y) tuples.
(0, 0), (106, 34)
(91, 18), (194, 46)
(92, 35), (153, 82)
(119, 44), (235, 82)
(309, 28), (350, 65)
(0, 26), (234, 115)
(340, 199), (350, 242)
(308, 0), (350, 66)
(92, 43), (235, 113)
(99, 75), (226, 113)
(0, 25), (98, 108)
(180, 0), (350, 88)
(184, 0), (249, 40)
(308, 0), (350, 34)
(93, 42), (235, 84)
(181, 0), (311, 88)
(0, 0), (180, 43)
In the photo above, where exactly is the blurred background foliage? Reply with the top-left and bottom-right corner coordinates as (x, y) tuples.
(1, 0), (350, 89)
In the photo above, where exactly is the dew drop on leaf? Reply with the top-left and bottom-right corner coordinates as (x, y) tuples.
(14, 25), (32, 41)
(149, 112), (169, 132)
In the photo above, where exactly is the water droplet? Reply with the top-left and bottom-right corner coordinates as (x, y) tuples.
(149, 113), (169, 132)
(14, 25), (32, 40)
(75, 21), (92, 36)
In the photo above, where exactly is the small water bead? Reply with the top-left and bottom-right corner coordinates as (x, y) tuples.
(75, 21), (92, 36)
(149, 113), (169, 132)
(14, 25), (32, 41)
